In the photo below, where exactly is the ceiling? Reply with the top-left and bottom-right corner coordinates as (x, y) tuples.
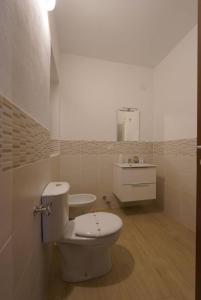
(54, 0), (197, 67)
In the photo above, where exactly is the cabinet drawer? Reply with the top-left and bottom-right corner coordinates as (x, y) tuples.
(118, 183), (156, 202)
(121, 167), (156, 184)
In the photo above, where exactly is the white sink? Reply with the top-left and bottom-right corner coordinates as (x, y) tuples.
(114, 163), (156, 168)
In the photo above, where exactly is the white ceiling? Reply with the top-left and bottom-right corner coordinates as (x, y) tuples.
(54, 0), (197, 67)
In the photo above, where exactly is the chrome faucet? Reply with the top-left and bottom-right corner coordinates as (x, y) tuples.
(33, 203), (52, 216)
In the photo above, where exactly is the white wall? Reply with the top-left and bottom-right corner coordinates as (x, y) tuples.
(59, 54), (154, 141)
(153, 26), (197, 141)
(0, 0), (50, 128)
(50, 83), (60, 139)
(55, 26), (197, 142)
(49, 12), (60, 72)
(49, 12), (61, 139)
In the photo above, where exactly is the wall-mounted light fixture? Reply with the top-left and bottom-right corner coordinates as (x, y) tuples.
(45, 0), (57, 11)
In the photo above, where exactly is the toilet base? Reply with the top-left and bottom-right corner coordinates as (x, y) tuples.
(58, 243), (112, 282)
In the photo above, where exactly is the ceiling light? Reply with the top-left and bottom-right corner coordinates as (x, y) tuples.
(45, 0), (57, 11)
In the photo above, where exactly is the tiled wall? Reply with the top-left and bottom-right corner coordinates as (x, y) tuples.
(0, 96), (50, 171)
(52, 139), (197, 231)
(60, 140), (154, 157)
(50, 140), (60, 157)
(0, 96), (57, 300)
(153, 139), (197, 231)
(56, 140), (154, 210)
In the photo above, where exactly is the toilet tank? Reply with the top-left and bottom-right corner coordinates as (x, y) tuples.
(41, 182), (70, 243)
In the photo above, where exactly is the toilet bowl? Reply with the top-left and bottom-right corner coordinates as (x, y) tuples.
(41, 182), (123, 283)
(58, 212), (122, 282)
(69, 194), (96, 219)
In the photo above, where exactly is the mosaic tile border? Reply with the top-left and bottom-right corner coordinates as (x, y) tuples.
(50, 139), (60, 156)
(0, 95), (50, 171)
(58, 140), (154, 155)
(153, 139), (197, 156)
(52, 138), (197, 157)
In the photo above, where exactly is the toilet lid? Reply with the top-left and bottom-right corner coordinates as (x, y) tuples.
(74, 212), (123, 238)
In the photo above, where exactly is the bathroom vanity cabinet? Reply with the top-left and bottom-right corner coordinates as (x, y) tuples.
(113, 163), (156, 203)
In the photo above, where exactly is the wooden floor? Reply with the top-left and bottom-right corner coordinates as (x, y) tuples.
(48, 206), (195, 300)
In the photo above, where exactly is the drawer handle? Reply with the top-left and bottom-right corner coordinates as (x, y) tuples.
(123, 182), (155, 186)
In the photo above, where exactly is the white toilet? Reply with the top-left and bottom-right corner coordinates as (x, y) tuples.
(41, 182), (122, 282)
(68, 193), (97, 219)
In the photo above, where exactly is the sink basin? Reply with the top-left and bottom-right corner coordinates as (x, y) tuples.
(114, 163), (156, 168)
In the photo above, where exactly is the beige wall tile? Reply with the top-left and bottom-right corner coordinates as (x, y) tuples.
(50, 155), (60, 181)
(11, 159), (51, 291)
(80, 167), (99, 195)
(0, 170), (13, 249)
(13, 159), (50, 231)
(80, 154), (99, 170)
(14, 248), (47, 300)
(12, 217), (34, 291)
(163, 156), (182, 188)
(0, 238), (14, 300)
(60, 155), (81, 193)
(154, 141), (196, 231)
(63, 170), (82, 194)
(164, 184), (181, 224)
(177, 156), (196, 197)
(0, 158), (53, 299)
(180, 191), (196, 231)
(155, 175), (165, 210)
(98, 154), (118, 169)
(98, 166), (113, 193)
(60, 154), (81, 176)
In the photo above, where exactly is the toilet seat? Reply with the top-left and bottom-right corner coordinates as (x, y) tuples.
(75, 212), (122, 238)
(60, 212), (123, 245)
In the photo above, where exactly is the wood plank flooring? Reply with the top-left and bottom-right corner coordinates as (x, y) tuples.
(47, 207), (195, 300)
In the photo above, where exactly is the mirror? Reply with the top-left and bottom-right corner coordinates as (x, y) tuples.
(117, 108), (140, 142)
